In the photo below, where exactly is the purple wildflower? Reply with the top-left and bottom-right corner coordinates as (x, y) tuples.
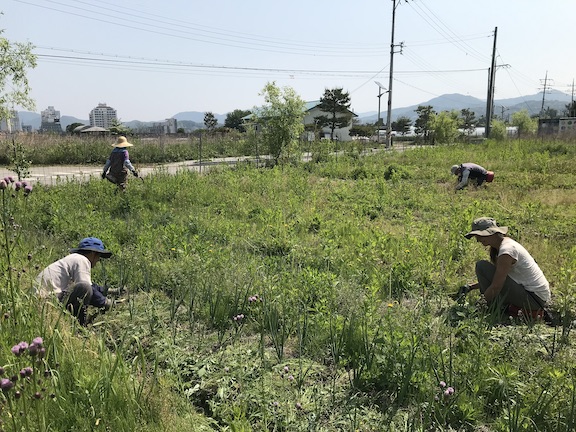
(288, 375), (294, 381)
(38, 347), (46, 359)
(295, 402), (303, 410)
(11, 345), (21, 356)
(439, 381), (446, 388)
(32, 337), (43, 347)
(24, 367), (33, 377)
(14, 182), (22, 191)
(0, 378), (14, 391)
(7, 176), (14, 183)
(28, 344), (38, 356)
(24, 185), (33, 195)
(0, 180), (6, 190)
(14, 391), (21, 399)
(283, 366), (289, 373)
(19, 369), (27, 379)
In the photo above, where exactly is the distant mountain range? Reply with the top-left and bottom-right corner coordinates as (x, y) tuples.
(17, 90), (572, 131)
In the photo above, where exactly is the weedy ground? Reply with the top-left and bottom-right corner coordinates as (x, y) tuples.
(1, 138), (576, 431)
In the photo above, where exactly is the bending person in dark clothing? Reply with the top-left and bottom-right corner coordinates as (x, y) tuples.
(451, 163), (491, 190)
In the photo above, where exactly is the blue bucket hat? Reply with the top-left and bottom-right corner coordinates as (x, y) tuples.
(70, 237), (112, 258)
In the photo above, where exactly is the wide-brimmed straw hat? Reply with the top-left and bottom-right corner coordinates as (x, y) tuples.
(70, 237), (113, 258)
(465, 217), (508, 239)
(112, 136), (133, 148)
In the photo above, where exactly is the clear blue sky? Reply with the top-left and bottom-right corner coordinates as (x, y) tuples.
(2, 0), (575, 121)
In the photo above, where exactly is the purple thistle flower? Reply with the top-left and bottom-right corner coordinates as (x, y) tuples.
(0, 378), (14, 391)
(24, 367), (33, 377)
(7, 176), (14, 183)
(283, 366), (289, 373)
(447, 386), (454, 395)
(14, 181), (22, 191)
(11, 345), (22, 356)
(29, 344), (38, 356)
(439, 381), (446, 388)
(295, 402), (302, 410)
(38, 347), (46, 358)
(3, 177), (9, 185)
(24, 185), (33, 195)
(32, 337), (43, 347)
(19, 369), (27, 379)
(288, 375), (294, 381)
(14, 391), (21, 399)
(0, 180), (6, 190)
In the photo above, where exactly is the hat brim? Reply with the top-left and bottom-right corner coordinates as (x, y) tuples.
(112, 143), (133, 148)
(70, 247), (112, 258)
(465, 226), (508, 239)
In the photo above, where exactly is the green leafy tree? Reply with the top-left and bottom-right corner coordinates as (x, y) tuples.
(459, 109), (477, 137)
(204, 112), (218, 132)
(414, 105), (436, 143)
(511, 109), (537, 138)
(432, 110), (459, 144)
(349, 124), (373, 138)
(564, 101), (576, 117)
(0, 28), (37, 123)
(314, 88), (353, 141)
(108, 118), (131, 136)
(66, 122), (84, 133)
(490, 119), (507, 141)
(391, 116), (413, 135)
(224, 109), (250, 132)
(255, 81), (305, 164)
(542, 107), (558, 119)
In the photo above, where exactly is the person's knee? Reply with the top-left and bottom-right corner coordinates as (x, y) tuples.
(72, 282), (93, 302)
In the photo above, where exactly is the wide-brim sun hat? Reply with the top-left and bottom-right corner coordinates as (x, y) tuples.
(112, 136), (133, 148)
(70, 237), (113, 258)
(450, 165), (460, 175)
(465, 217), (508, 239)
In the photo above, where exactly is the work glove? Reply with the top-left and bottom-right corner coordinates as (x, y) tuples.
(103, 298), (113, 311)
(132, 171), (139, 177)
(101, 172), (106, 179)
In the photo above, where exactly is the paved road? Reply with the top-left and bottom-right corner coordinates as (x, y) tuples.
(0, 155), (266, 186)
(0, 145), (398, 187)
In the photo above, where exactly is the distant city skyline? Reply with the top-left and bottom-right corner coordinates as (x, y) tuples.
(3, 0), (576, 121)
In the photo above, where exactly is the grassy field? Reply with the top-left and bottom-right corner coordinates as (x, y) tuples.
(1, 138), (576, 431)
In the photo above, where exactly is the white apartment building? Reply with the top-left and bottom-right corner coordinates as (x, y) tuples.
(0, 111), (22, 132)
(89, 103), (117, 128)
(165, 118), (178, 134)
(40, 106), (62, 133)
(41, 106), (60, 123)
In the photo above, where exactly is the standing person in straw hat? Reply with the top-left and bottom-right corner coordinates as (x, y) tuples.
(101, 136), (139, 191)
(457, 217), (551, 318)
(450, 163), (494, 191)
(36, 237), (114, 325)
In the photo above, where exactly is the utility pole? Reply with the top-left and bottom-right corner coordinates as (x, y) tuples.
(385, 0), (404, 148)
(540, 71), (549, 117)
(485, 27), (497, 138)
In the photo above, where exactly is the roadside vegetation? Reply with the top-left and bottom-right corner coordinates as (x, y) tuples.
(1, 137), (576, 431)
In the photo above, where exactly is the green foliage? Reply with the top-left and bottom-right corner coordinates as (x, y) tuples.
(255, 81), (305, 164)
(490, 119), (508, 141)
(392, 116), (413, 135)
(512, 109), (537, 138)
(224, 109), (250, 132)
(203, 112), (218, 131)
(0, 28), (37, 121)
(314, 87), (354, 141)
(414, 105), (436, 143)
(3, 138), (576, 430)
(433, 110), (460, 144)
